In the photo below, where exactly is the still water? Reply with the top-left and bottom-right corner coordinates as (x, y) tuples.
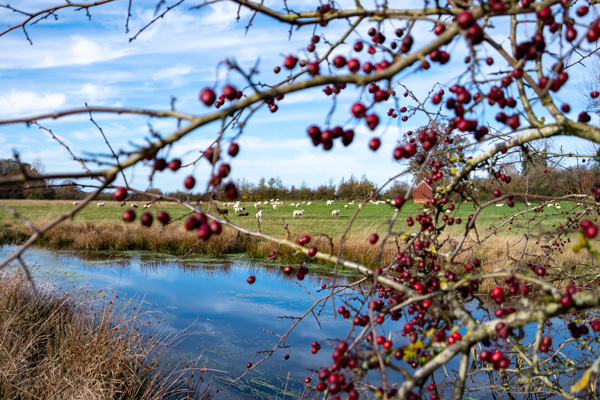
(2, 246), (592, 399)
(0, 246), (369, 399)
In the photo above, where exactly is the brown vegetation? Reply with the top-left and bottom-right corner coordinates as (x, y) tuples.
(0, 270), (209, 400)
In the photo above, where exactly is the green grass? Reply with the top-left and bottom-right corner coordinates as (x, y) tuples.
(0, 199), (584, 238)
(0, 199), (589, 272)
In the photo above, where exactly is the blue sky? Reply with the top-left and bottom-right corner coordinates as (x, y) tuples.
(0, 1), (596, 193)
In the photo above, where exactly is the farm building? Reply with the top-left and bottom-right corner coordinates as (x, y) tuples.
(413, 180), (433, 203)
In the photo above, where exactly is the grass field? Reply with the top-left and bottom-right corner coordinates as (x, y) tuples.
(0, 198), (585, 237)
(0, 198), (592, 269)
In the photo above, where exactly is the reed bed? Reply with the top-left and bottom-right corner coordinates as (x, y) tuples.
(0, 218), (594, 276)
(0, 270), (210, 400)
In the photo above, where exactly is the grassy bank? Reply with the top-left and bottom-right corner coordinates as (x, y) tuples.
(0, 270), (209, 400)
(0, 199), (591, 269)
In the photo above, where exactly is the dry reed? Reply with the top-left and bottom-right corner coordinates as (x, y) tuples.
(0, 270), (210, 400)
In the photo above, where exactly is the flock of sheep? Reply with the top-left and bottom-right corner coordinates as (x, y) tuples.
(222, 198), (396, 221)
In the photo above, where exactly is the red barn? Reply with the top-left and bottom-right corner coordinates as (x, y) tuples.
(413, 180), (433, 203)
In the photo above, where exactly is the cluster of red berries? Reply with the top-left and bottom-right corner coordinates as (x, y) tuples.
(184, 212), (222, 240)
(199, 85), (242, 108)
(306, 125), (354, 151)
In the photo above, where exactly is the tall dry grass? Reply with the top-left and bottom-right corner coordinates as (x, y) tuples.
(1, 219), (593, 275)
(0, 270), (210, 400)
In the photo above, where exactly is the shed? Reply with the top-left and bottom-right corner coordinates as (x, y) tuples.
(413, 180), (433, 203)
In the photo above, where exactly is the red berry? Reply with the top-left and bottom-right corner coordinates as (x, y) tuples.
(122, 209), (136, 223)
(228, 142), (240, 157)
(141, 212), (153, 227)
(156, 211), (170, 225)
(369, 233), (379, 244)
(209, 220), (222, 234)
(113, 187), (127, 201)
(168, 159), (182, 171)
(184, 176), (195, 190)
(369, 137), (381, 151)
(199, 88), (216, 106)
(247, 275), (256, 284)
(456, 11), (474, 28)
(351, 102), (367, 118)
(197, 223), (212, 240)
(222, 84), (237, 101)
(284, 55), (298, 69)
(365, 113), (380, 130)
(393, 196), (405, 208)
(184, 217), (198, 231)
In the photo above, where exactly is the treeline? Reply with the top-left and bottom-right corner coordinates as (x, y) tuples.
(472, 164), (600, 201)
(1, 157), (598, 203)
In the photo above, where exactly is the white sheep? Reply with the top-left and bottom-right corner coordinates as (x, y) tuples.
(264, 201), (268, 205)
(547, 203), (554, 208)
(72, 201), (80, 206)
(272, 204), (278, 210)
(496, 202), (504, 207)
(344, 204), (349, 209)
(256, 210), (264, 221)
(526, 202), (532, 206)
(326, 200), (334, 206)
(131, 203), (138, 208)
(307, 202), (312, 206)
(143, 204), (151, 209)
(97, 202), (106, 207)
(332, 209), (341, 216)
(293, 209), (305, 218)
(555, 203), (561, 209)
(235, 206), (246, 213)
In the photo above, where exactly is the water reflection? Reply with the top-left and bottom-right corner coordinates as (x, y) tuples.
(0, 246), (362, 399)
(2, 245), (593, 399)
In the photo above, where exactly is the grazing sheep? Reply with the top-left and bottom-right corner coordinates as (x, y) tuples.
(238, 212), (249, 217)
(326, 200), (334, 206)
(344, 204), (349, 209)
(72, 201), (80, 206)
(306, 202), (312, 206)
(496, 202), (504, 207)
(272, 204), (278, 210)
(526, 202), (532, 206)
(555, 203), (561, 209)
(358, 204), (363, 209)
(263, 201), (268, 205)
(143, 204), (151, 209)
(97, 202), (107, 207)
(547, 203), (554, 208)
(293, 209), (305, 218)
(235, 206), (246, 213)
(332, 209), (341, 216)
(131, 203), (138, 208)
(256, 210), (264, 221)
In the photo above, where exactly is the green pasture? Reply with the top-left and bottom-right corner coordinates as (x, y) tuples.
(0, 199), (587, 239)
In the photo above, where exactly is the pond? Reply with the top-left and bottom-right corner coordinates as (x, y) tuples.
(1, 245), (596, 399)
(0, 246), (373, 399)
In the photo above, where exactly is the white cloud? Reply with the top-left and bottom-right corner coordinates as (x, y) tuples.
(78, 83), (115, 103)
(152, 64), (193, 83)
(0, 90), (66, 117)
